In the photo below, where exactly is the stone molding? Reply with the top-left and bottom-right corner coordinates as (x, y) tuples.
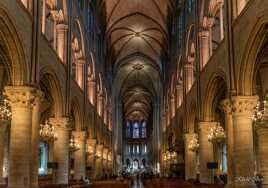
(49, 117), (70, 130)
(73, 131), (86, 141)
(4, 86), (39, 108)
(198, 121), (217, 133)
(220, 99), (232, 115)
(231, 96), (258, 115)
(184, 133), (198, 142)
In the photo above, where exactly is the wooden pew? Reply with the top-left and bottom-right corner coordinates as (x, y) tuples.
(89, 180), (130, 188)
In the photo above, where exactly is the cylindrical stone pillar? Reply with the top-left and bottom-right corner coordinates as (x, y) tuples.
(0, 119), (8, 183)
(184, 133), (198, 180)
(176, 82), (183, 109)
(56, 24), (68, 63)
(88, 79), (96, 106)
(184, 63), (194, 93)
(198, 121), (215, 183)
(73, 131), (86, 180)
(170, 96), (175, 118)
(49, 117), (70, 185)
(86, 139), (96, 179)
(236, 0), (248, 15)
(95, 144), (104, 179)
(31, 90), (43, 188)
(221, 99), (234, 186)
(97, 95), (104, 117)
(76, 59), (85, 89)
(231, 96), (258, 188)
(102, 148), (108, 173)
(199, 30), (210, 68)
(4, 86), (36, 188)
(256, 118), (268, 187)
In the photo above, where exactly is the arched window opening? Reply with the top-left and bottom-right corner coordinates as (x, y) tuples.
(41, 0), (56, 48)
(211, 4), (224, 51)
(141, 121), (147, 138)
(133, 122), (139, 138)
(126, 121), (131, 138)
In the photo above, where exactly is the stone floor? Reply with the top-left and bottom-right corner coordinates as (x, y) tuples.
(131, 178), (144, 188)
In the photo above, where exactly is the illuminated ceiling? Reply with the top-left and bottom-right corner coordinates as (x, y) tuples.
(105, 0), (172, 121)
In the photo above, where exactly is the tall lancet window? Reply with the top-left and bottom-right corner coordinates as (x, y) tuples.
(141, 121), (147, 138)
(126, 121), (131, 138)
(133, 122), (139, 138)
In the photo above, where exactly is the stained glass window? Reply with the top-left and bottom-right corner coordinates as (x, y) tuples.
(141, 121), (146, 138)
(133, 122), (139, 138)
(126, 121), (131, 138)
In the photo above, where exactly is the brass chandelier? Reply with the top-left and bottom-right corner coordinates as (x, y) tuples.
(69, 135), (80, 152)
(0, 96), (11, 120)
(208, 123), (226, 143)
(40, 120), (56, 142)
(252, 98), (268, 122)
(188, 137), (199, 152)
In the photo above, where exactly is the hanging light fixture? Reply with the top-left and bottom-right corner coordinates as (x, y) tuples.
(40, 120), (56, 142)
(0, 96), (11, 120)
(163, 152), (167, 161)
(188, 137), (199, 152)
(69, 135), (80, 152)
(252, 98), (268, 122)
(208, 123), (226, 143)
(86, 143), (94, 155)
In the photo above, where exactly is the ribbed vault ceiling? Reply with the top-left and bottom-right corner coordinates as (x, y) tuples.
(105, 0), (171, 121)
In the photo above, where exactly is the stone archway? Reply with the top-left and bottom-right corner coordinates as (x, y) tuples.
(0, 8), (28, 86)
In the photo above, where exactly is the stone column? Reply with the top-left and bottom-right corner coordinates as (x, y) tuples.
(221, 99), (234, 186)
(231, 96), (258, 188)
(166, 106), (170, 127)
(0, 119), (8, 183)
(76, 59), (85, 89)
(73, 131), (86, 180)
(236, 0), (248, 15)
(198, 121), (215, 183)
(103, 148), (109, 171)
(207, 18), (214, 55)
(3, 130), (9, 178)
(4, 86), (36, 188)
(103, 105), (108, 125)
(31, 90), (44, 188)
(184, 62), (194, 93)
(88, 79), (96, 106)
(184, 133), (198, 180)
(199, 30), (210, 68)
(176, 82), (183, 109)
(170, 96), (175, 118)
(86, 139), (96, 179)
(49, 117), (70, 185)
(95, 144), (104, 179)
(56, 24), (68, 63)
(97, 94), (104, 117)
(256, 118), (268, 187)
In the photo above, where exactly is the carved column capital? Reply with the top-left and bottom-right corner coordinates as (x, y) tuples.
(49, 117), (70, 130)
(4, 86), (38, 108)
(220, 99), (233, 115)
(73, 131), (86, 141)
(50, 9), (64, 23)
(176, 83), (183, 90)
(77, 58), (86, 65)
(56, 23), (68, 31)
(96, 144), (104, 158)
(184, 133), (198, 142)
(198, 121), (217, 133)
(103, 148), (109, 160)
(87, 138), (97, 146)
(199, 30), (209, 38)
(231, 96), (259, 116)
